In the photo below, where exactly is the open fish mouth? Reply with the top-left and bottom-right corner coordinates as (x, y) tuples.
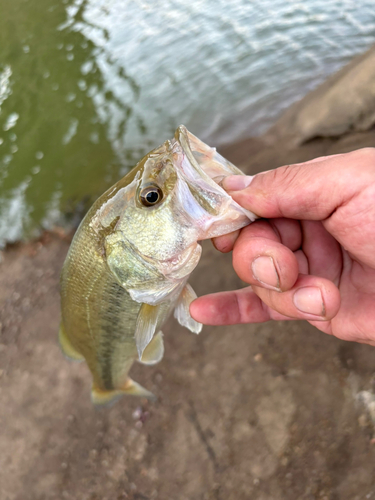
(171, 125), (257, 238)
(173, 125), (245, 186)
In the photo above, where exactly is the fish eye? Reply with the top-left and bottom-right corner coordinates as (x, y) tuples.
(139, 185), (163, 207)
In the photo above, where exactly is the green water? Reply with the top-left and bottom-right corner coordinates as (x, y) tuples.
(1, 0), (375, 246)
(0, 0), (126, 243)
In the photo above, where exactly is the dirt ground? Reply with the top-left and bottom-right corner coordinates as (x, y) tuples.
(2, 131), (375, 500)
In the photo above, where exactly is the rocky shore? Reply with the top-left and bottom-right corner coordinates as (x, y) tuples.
(221, 44), (375, 172)
(1, 47), (375, 500)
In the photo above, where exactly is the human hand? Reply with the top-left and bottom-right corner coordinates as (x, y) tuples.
(190, 148), (375, 346)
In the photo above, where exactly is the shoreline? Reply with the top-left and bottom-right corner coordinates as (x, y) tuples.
(221, 43), (375, 172)
(2, 44), (375, 252)
(1, 46), (375, 499)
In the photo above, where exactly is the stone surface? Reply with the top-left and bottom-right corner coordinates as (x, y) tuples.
(1, 225), (375, 499)
(264, 44), (375, 147)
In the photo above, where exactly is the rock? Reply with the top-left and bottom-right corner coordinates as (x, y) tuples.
(265, 44), (375, 147)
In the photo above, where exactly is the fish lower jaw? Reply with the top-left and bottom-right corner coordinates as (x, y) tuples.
(157, 243), (202, 279)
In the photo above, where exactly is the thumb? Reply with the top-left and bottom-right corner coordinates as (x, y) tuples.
(223, 149), (375, 220)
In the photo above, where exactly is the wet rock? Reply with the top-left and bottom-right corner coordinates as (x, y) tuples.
(265, 44), (375, 147)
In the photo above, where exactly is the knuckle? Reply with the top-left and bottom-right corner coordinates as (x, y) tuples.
(273, 164), (301, 187)
(354, 147), (375, 167)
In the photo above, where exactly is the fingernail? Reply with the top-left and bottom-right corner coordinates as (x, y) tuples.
(252, 256), (280, 290)
(222, 175), (253, 191)
(293, 287), (325, 316)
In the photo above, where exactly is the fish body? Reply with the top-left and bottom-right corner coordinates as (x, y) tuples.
(60, 126), (256, 404)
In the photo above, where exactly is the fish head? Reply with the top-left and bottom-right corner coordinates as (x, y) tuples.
(92, 126), (256, 305)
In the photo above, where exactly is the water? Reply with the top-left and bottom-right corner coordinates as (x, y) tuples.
(0, 0), (375, 246)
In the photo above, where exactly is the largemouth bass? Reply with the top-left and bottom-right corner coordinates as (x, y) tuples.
(60, 126), (256, 405)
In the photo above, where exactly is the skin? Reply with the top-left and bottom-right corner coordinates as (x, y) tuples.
(190, 147), (375, 346)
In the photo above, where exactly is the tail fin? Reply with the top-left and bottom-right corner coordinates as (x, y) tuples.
(91, 378), (156, 406)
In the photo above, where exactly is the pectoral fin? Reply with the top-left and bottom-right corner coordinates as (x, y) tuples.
(135, 303), (160, 360)
(58, 323), (84, 362)
(91, 378), (156, 406)
(174, 283), (202, 334)
(139, 331), (164, 365)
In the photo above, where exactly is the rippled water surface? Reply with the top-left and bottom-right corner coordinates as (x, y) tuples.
(1, 0), (375, 245)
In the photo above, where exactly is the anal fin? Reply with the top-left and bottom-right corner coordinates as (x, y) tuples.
(58, 323), (84, 362)
(174, 283), (202, 334)
(139, 331), (164, 365)
(135, 303), (160, 360)
(91, 378), (156, 406)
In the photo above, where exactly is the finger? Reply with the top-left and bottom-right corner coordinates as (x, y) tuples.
(212, 230), (240, 253)
(222, 148), (375, 220)
(190, 273), (340, 325)
(300, 220), (342, 284)
(269, 218), (302, 251)
(212, 215), (302, 255)
(189, 287), (292, 325)
(294, 249), (309, 274)
(253, 273), (340, 321)
(232, 220), (299, 291)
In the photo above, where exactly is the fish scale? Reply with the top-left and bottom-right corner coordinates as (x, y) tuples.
(60, 126), (256, 405)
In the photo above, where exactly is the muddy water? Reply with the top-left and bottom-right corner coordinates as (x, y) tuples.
(0, 0), (374, 246)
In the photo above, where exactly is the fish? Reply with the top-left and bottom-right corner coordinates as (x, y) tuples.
(59, 125), (256, 405)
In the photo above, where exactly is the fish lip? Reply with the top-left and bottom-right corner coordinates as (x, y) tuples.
(156, 243), (200, 278)
(174, 125), (243, 183)
(159, 244), (194, 266)
(132, 241), (199, 280)
(172, 125), (257, 234)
